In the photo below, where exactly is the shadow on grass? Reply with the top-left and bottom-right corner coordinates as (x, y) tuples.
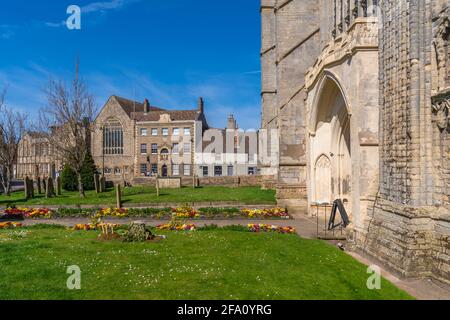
(0, 198), (29, 206)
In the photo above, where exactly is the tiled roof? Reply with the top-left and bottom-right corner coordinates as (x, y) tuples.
(113, 96), (164, 115)
(112, 95), (200, 122)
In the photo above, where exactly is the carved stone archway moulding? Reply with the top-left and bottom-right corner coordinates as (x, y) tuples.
(305, 18), (379, 91)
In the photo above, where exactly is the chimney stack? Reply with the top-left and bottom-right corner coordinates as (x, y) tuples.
(144, 98), (150, 114)
(227, 114), (237, 130)
(198, 97), (204, 114)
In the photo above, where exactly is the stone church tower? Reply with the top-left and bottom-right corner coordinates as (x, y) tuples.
(261, 0), (450, 283)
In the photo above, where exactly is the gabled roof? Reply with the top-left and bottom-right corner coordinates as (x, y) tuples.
(111, 95), (202, 122)
(112, 95), (164, 116)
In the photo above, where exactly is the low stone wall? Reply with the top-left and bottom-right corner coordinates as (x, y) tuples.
(197, 175), (262, 187)
(357, 199), (450, 285)
(132, 175), (277, 189)
(131, 177), (157, 186)
(195, 175), (277, 188)
(158, 178), (181, 189)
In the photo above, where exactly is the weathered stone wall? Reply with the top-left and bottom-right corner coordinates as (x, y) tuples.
(261, 0), (277, 130)
(261, 0), (321, 211)
(261, 0), (450, 283)
(361, 0), (450, 284)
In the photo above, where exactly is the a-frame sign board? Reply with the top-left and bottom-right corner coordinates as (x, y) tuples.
(328, 199), (350, 231)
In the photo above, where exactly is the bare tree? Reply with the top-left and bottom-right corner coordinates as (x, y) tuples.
(39, 64), (95, 198)
(0, 88), (27, 196)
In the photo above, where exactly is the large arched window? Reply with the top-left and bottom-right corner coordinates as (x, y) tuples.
(103, 119), (124, 155)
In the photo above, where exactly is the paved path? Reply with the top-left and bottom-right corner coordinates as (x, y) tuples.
(19, 214), (450, 300)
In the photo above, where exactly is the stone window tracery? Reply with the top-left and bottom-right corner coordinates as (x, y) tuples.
(102, 119), (124, 155)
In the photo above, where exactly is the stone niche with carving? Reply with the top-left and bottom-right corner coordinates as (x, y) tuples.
(431, 6), (450, 205)
(433, 93), (450, 132)
(432, 90), (450, 205)
(432, 10), (449, 95)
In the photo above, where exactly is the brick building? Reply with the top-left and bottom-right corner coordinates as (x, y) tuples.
(91, 95), (209, 183)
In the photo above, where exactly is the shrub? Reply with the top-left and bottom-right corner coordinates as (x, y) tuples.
(61, 164), (78, 192)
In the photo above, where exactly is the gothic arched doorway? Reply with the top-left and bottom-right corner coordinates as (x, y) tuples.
(309, 75), (352, 212)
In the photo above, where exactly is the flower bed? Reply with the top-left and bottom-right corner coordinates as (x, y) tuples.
(156, 221), (196, 231)
(89, 208), (129, 230)
(17, 206), (290, 220)
(241, 208), (289, 219)
(73, 224), (98, 231)
(0, 222), (23, 230)
(248, 224), (296, 234)
(96, 208), (128, 219)
(171, 207), (200, 219)
(73, 222), (122, 232)
(2, 208), (52, 220)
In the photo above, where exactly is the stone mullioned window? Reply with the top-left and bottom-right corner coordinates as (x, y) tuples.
(102, 119), (124, 155)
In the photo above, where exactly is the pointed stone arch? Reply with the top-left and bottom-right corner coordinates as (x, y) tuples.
(308, 73), (353, 214)
(309, 71), (352, 135)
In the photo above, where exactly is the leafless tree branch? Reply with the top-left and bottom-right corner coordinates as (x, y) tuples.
(0, 87), (28, 196)
(39, 62), (97, 198)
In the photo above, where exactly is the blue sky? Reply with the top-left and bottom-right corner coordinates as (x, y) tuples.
(0, 0), (261, 129)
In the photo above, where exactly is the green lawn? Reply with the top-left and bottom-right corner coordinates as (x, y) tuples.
(0, 225), (413, 300)
(0, 186), (276, 207)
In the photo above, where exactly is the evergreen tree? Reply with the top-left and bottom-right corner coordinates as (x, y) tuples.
(60, 164), (78, 192)
(61, 152), (97, 192)
(80, 151), (97, 191)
